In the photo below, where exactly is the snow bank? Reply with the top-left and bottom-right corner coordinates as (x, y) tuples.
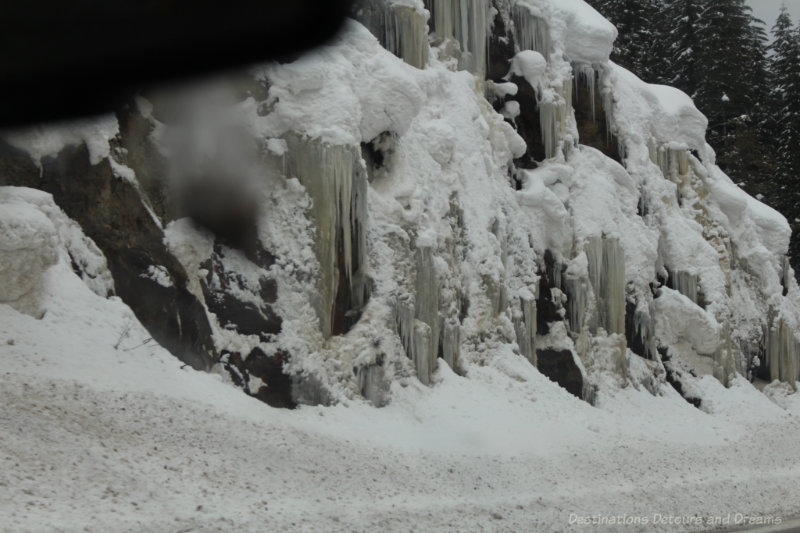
(3, 115), (119, 166)
(516, 0), (617, 64)
(610, 64), (708, 150)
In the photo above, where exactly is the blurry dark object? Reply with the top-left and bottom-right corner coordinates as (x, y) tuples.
(0, 0), (352, 126)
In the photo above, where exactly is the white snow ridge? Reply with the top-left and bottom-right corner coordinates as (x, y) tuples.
(2, 0), (800, 531)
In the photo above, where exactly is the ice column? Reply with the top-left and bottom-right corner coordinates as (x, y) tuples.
(539, 81), (573, 159)
(440, 317), (461, 369)
(427, 0), (489, 76)
(765, 313), (799, 388)
(585, 237), (625, 335)
(670, 270), (700, 305)
(414, 246), (440, 383)
(394, 245), (443, 384)
(286, 137), (369, 338)
(514, 289), (537, 364)
(657, 145), (689, 182)
(355, 0), (429, 69)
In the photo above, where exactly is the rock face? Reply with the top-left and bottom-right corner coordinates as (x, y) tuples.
(0, 141), (216, 371)
(1, 0), (799, 409)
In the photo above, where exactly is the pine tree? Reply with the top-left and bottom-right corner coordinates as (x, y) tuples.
(585, 0), (665, 83)
(707, 4), (773, 190)
(766, 7), (800, 269)
(663, 0), (704, 96)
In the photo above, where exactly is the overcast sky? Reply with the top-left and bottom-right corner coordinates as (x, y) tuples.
(747, 0), (800, 33)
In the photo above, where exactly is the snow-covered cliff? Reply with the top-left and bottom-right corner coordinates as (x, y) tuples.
(1, 0), (798, 410)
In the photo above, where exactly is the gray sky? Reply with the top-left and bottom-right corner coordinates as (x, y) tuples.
(747, 0), (800, 33)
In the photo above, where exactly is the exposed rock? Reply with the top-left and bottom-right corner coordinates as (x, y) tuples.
(509, 74), (546, 167)
(223, 348), (296, 409)
(199, 243), (281, 340)
(536, 347), (584, 398)
(0, 141), (216, 370)
(487, 0), (515, 82)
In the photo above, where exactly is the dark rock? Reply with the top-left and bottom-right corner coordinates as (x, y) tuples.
(535, 347), (583, 399)
(659, 346), (702, 408)
(199, 244), (281, 341)
(116, 104), (173, 221)
(487, 1), (515, 82)
(509, 74), (546, 168)
(536, 250), (564, 334)
(223, 348), (296, 409)
(0, 139), (40, 186)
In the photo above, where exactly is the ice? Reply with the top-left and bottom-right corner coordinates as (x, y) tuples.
(427, 0), (489, 76)
(573, 62), (597, 121)
(413, 245), (440, 383)
(513, 289), (537, 363)
(585, 236), (625, 335)
(512, 5), (552, 59)
(285, 137), (368, 338)
(539, 80), (573, 160)
(670, 270), (700, 306)
(657, 144), (690, 183)
(765, 313), (799, 388)
(354, 0), (429, 69)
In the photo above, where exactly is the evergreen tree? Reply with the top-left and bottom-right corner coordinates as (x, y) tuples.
(706, 5), (773, 190)
(585, 0), (665, 83)
(663, 0), (704, 96)
(766, 7), (800, 268)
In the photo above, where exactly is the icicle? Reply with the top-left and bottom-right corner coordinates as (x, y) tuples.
(428, 0), (489, 76)
(415, 245), (440, 363)
(585, 237), (625, 335)
(657, 145), (689, 182)
(712, 322), (736, 386)
(627, 297), (657, 360)
(355, 0), (429, 69)
(765, 312), (799, 388)
(410, 320), (432, 385)
(647, 139), (658, 166)
(511, 4), (551, 60)
(395, 298), (416, 355)
(668, 270), (700, 306)
(538, 81), (572, 159)
(393, 245), (443, 385)
(393, 5), (429, 69)
(572, 63), (596, 121)
(440, 318), (461, 368)
(514, 290), (537, 364)
(565, 277), (588, 334)
(285, 136), (368, 338)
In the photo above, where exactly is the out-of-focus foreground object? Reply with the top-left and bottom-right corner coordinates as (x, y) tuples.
(0, 0), (353, 126)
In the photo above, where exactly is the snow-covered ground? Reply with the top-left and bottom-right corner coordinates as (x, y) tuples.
(2, 225), (799, 532)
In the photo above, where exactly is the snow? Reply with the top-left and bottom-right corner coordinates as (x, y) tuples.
(3, 115), (119, 167)
(2, 250), (800, 531)
(655, 288), (721, 356)
(510, 50), (548, 86)
(255, 20), (425, 146)
(140, 265), (173, 288)
(516, 0), (617, 64)
(609, 63), (708, 150)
